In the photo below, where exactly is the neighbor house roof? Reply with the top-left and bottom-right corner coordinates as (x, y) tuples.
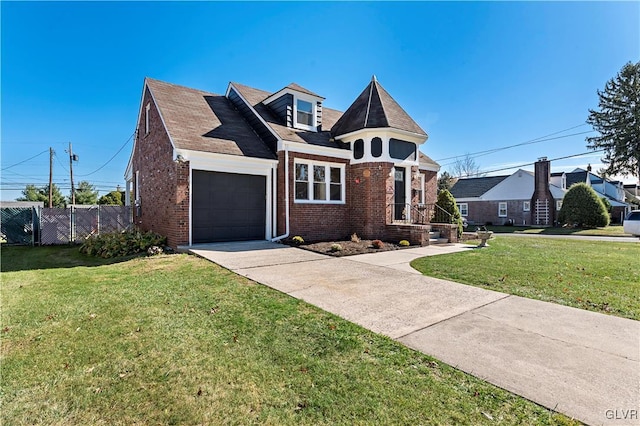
(230, 82), (346, 149)
(449, 175), (509, 199)
(330, 76), (427, 138)
(146, 78), (276, 160)
(565, 170), (588, 188)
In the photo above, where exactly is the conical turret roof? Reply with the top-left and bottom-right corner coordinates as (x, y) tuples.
(331, 76), (427, 137)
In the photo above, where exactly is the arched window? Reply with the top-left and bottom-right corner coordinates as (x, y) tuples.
(371, 137), (382, 158)
(354, 139), (364, 159)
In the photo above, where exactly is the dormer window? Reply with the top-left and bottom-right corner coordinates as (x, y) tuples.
(294, 98), (316, 131)
(297, 99), (313, 126)
(263, 84), (323, 133)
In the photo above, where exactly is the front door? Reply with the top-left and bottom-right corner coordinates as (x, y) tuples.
(394, 167), (406, 221)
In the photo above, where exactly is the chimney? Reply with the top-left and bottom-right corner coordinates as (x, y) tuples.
(531, 157), (555, 226)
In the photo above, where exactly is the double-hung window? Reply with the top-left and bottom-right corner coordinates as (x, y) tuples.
(523, 201), (530, 211)
(294, 160), (344, 203)
(458, 203), (468, 217)
(295, 99), (315, 130)
(498, 202), (508, 217)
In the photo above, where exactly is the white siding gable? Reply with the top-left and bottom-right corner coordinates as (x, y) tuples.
(481, 170), (534, 201)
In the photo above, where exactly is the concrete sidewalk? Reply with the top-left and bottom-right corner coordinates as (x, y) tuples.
(189, 241), (640, 425)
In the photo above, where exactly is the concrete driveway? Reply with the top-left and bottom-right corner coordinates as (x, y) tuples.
(189, 241), (640, 426)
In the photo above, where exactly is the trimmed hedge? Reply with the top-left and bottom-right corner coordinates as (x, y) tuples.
(558, 183), (610, 228)
(80, 229), (166, 258)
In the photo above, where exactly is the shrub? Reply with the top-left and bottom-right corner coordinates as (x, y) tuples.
(372, 240), (384, 249)
(558, 183), (610, 228)
(330, 243), (342, 252)
(291, 236), (304, 245)
(79, 229), (166, 258)
(350, 233), (361, 243)
(399, 240), (410, 247)
(433, 189), (464, 237)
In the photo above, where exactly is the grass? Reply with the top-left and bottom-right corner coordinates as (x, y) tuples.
(412, 237), (640, 320)
(0, 246), (578, 425)
(484, 224), (630, 237)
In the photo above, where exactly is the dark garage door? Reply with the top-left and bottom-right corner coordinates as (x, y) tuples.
(192, 171), (266, 243)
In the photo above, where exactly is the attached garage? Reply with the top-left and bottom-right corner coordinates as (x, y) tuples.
(192, 170), (267, 243)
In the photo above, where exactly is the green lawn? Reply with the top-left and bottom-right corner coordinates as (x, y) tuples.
(0, 246), (577, 425)
(412, 237), (640, 320)
(484, 224), (630, 237)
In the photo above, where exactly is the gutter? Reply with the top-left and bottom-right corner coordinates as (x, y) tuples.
(271, 142), (290, 241)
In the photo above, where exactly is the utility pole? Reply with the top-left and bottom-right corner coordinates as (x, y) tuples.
(49, 147), (54, 208)
(67, 142), (78, 205)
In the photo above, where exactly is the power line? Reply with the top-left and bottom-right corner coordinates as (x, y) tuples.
(438, 131), (594, 168)
(1, 149), (49, 171)
(453, 149), (606, 179)
(436, 123), (592, 163)
(77, 131), (135, 177)
(54, 152), (69, 173)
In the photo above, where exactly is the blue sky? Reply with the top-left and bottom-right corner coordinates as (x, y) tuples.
(2, 1), (638, 201)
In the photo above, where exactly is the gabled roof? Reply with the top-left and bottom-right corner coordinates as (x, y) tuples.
(231, 82), (346, 149)
(283, 83), (324, 99)
(145, 78), (275, 159)
(450, 175), (509, 199)
(418, 152), (439, 170)
(330, 76), (427, 138)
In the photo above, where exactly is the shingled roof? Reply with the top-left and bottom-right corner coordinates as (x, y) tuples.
(331, 76), (427, 138)
(146, 78), (275, 159)
(419, 152), (439, 170)
(450, 175), (509, 199)
(231, 82), (346, 149)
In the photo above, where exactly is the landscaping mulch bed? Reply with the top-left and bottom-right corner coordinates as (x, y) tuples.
(294, 240), (409, 257)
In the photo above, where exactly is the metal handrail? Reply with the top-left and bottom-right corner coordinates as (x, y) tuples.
(386, 202), (454, 225)
(386, 203), (433, 224)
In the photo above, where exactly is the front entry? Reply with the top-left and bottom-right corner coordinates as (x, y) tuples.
(394, 167), (406, 221)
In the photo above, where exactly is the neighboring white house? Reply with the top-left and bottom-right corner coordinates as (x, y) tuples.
(451, 161), (633, 226)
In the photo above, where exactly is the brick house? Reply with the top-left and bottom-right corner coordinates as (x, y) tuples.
(124, 76), (445, 248)
(450, 158), (633, 226)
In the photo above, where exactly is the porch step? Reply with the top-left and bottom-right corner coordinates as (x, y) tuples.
(428, 230), (449, 245)
(429, 237), (450, 245)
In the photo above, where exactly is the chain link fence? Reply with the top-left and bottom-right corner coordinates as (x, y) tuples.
(0, 205), (132, 246)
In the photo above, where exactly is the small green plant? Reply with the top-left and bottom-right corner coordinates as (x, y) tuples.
(351, 233), (361, 243)
(399, 240), (410, 247)
(372, 240), (384, 249)
(330, 243), (343, 252)
(291, 235), (304, 245)
(79, 228), (166, 258)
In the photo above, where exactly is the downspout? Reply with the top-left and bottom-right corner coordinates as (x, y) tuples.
(271, 142), (290, 241)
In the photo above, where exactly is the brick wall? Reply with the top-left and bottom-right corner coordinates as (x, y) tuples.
(464, 200), (531, 226)
(423, 170), (437, 205)
(132, 87), (189, 248)
(349, 162), (394, 240)
(278, 151), (351, 242)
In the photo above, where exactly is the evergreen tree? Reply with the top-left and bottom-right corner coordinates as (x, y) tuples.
(17, 183), (66, 207)
(433, 189), (463, 237)
(74, 181), (99, 205)
(558, 183), (609, 228)
(437, 171), (456, 192)
(98, 190), (124, 205)
(586, 61), (640, 179)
